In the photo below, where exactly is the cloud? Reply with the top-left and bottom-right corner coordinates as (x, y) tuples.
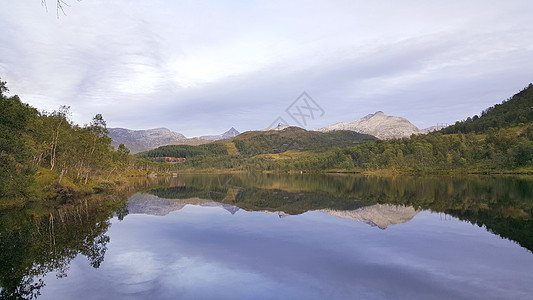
(1, 0), (532, 136)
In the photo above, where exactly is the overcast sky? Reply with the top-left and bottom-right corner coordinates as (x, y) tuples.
(1, 1), (532, 136)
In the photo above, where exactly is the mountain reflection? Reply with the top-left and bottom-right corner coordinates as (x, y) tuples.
(128, 193), (419, 229)
(145, 174), (533, 250)
(127, 193), (241, 216)
(318, 205), (420, 229)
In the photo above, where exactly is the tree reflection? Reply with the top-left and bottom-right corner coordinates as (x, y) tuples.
(0, 194), (127, 299)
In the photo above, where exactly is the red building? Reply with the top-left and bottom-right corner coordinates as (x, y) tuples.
(151, 157), (187, 163)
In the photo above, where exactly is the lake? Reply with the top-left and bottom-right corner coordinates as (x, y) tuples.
(1, 174), (533, 299)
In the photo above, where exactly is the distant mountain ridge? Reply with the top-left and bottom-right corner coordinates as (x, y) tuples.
(319, 111), (422, 139)
(111, 111), (437, 154)
(108, 127), (240, 154)
(108, 128), (209, 154)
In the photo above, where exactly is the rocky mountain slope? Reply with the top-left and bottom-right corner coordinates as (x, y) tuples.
(320, 111), (422, 139)
(420, 126), (441, 134)
(108, 127), (210, 154)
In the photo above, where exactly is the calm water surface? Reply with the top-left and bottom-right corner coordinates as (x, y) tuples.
(2, 174), (533, 299)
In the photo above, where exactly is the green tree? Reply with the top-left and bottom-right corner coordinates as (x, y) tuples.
(0, 79), (39, 197)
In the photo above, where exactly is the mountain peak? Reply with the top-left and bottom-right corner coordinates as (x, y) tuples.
(319, 111), (421, 139)
(361, 111), (386, 121)
(222, 127), (240, 138)
(224, 127), (240, 135)
(200, 127), (241, 140)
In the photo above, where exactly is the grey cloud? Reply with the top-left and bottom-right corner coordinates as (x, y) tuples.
(1, 1), (532, 135)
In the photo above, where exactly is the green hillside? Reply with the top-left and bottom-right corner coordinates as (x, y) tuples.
(137, 127), (376, 158)
(442, 83), (533, 134)
(228, 127), (376, 155)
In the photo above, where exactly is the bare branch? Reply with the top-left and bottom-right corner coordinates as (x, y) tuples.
(41, 0), (81, 18)
(41, 0), (48, 12)
(56, 0), (70, 18)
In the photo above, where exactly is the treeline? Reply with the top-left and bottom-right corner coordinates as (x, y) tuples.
(0, 79), (150, 199)
(278, 126), (531, 172)
(136, 143), (227, 159)
(341, 127), (533, 172)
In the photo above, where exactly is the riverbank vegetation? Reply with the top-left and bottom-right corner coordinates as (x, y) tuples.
(0, 79), (174, 204)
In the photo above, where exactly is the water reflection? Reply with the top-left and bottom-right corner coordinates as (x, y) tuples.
(128, 193), (419, 229)
(317, 205), (420, 229)
(1, 174), (532, 299)
(143, 174), (533, 250)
